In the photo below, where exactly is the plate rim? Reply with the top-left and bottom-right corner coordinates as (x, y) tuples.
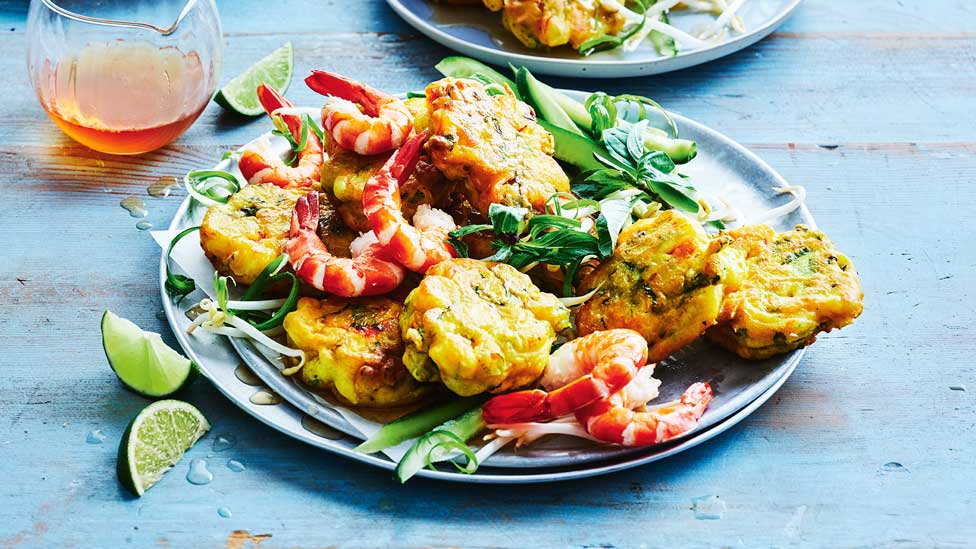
(159, 91), (811, 482)
(386, 0), (803, 77)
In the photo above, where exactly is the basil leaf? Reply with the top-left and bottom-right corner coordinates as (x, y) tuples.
(573, 169), (631, 200)
(641, 150), (676, 175)
(601, 127), (634, 171)
(485, 243), (513, 263)
(627, 120), (650, 163)
(487, 204), (528, 236)
(448, 224), (493, 239)
(596, 199), (633, 256)
(448, 237), (469, 258)
(647, 180), (701, 213)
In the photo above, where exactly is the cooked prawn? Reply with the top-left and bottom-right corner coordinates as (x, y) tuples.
(576, 382), (713, 446)
(305, 70), (413, 156)
(286, 190), (405, 297)
(481, 329), (649, 424)
(363, 131), (457, 273)
(238, 84), (324, 189)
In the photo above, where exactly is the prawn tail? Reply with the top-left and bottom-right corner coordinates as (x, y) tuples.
(389, 130), (429, 183)
(292, 190), (320, 235)
(482, 390), (549, 424)
(257, 83), (294, 115)
(305, 70), (387, 115)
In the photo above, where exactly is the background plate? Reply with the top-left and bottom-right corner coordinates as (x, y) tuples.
(387, 0), (802, 78)
(161, 91), (812, 480)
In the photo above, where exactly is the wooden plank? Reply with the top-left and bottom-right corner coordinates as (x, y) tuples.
(2, 1), (975, 547)
(1, 140), (973, 546)
(4, 0), (976, 33)
(6, 30), (975, 146)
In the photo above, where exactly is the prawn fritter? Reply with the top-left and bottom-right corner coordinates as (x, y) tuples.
(400, 258), (572, 396)
(200, 183), (305, 285)
(483, 0), (627, 50)
(284, 297), (432, 408)
(576, 211), (736, 363)
(426, 78), (570, 217)
(705, 224), (864, 360)
(321, 130), (452, 233)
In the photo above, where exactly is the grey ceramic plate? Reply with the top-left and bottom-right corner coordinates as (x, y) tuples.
(161, 91), (812, 481)
(387, 0), (802, 78)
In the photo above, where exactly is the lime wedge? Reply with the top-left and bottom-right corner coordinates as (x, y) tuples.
(117, 400), (210, 496)
(214, 41), (294, 116)
(101, 311), (198, 398)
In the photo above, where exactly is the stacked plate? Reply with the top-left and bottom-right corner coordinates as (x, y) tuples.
(386, 0), (804, 78)
(160, 95), (811, 483)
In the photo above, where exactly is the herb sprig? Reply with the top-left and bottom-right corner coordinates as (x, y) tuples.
(573, 120), (722, 228)
(449, 196), (635, 296)
(271, 113), (324, 166)
(578, 0), (651, 56)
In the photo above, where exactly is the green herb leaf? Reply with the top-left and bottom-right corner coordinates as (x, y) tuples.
(487, 204), (529, 236)
(596, 199), (634, 255)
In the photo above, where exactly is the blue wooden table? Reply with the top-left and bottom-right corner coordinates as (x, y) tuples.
(2, 1), (974, 547)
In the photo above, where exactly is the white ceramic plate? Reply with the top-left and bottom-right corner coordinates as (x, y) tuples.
(387, 0), (802, 78)
(160, 91), (812, 481)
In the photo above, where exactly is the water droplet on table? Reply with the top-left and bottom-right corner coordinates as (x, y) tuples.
(217, 507), (232, 518)
(86, 429), (106, 444)
(691, 495), (726, 520)
(301, 415), (345, 440)
(155, 310), (167, 321)
(249, 388), (282, 406)
(212, 434), (237, 453)
(136, 220), (153, 231)
(148, 176), (179, 198)
(234, 363), (263, 386)
(120, 196), (148, 218)
(882, 461), (908, 472)
(227, 459), (245, 473)
(186, 458), (213, 485)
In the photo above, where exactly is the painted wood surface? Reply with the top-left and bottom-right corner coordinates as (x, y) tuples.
(1, 0), (973, 547)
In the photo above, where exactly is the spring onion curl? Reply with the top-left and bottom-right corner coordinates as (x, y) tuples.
(164, 226), (201, 301)
(423, 431), (479, 474)
(184, 170), (242, 207)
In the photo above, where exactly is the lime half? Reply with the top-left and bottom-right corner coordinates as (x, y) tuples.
(101, 311), (198, 398)
(117, 400), (210, 496)
(214, 41), (294, 116)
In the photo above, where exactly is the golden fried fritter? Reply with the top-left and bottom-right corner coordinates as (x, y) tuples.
(576, 211), (737, 363)
(483, 0), (627, 50)
(320, 98), (451, 233)
(426, 78), (570, 217)
(199, 183), (306, 285)
(400, 258), (572, 396)
(705, 224), (864, 360)
(284, 296), (432, 408)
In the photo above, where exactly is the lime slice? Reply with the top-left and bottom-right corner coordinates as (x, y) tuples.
(214, 41), (294, 116)
(117, 400), (210, 496)
(101, 311), (198, 398)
